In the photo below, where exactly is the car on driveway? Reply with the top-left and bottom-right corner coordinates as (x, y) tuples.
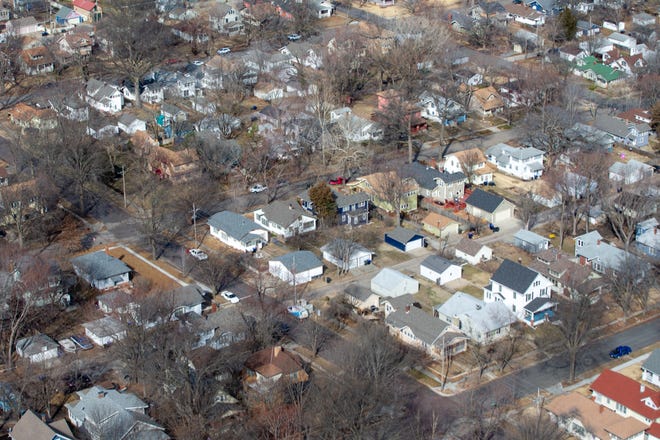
(609, 345), (632, 358)
(191, 60), (204, 66)
(249, 183), (267, 193)
(287, 33), (302, 41)
(187, 248), (208, 261)
(220, 290), (239, 304)
(217, 47), (231, 55)
(58, 338), (77, 353)
(329, 176), (345, 185)
(70, 335), (93, 350)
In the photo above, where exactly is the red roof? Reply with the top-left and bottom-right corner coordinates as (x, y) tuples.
(591, 369), (660, 420)
(73, 0), (96, 11)
(648, 422), (660, 439)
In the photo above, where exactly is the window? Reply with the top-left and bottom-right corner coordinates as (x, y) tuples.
(526, 293), (531, 302)
(615, 402), (627, 414)
(513, 292), (516, 300)
(577, 240), (583, 247)
(498, 285), (502, 292)
(533, 280), (540, 287)
(512, 305), (516, 312)
(540, 288), (547, 296)
(486, 292), (491, 300)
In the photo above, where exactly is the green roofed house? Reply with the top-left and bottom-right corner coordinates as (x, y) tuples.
(573, 56), (623, 88)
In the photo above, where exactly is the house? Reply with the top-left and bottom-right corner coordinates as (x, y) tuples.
(149, 147), (200, 182)
(465, 189), (515, 224)
(299, 189), (370, 226)
(384, 227), (425, 252)
(618, 108), (652, 125)
(371, 268), (419, 297)
(347, 171), (418, 214)
(609, 159), (654, 184)
(141, 85), (164, 104)
(573, 56), (623, 88)
(86, 113), (118, 140)
(642, 349), (660, 387)
(565, 121), (614, 152)
(402, 162), (466, 202)
(529, 248), (602, 298)
(420, 255), (461, 285)
(19, 46), (54, 76)
(471, 86), (504, 117)
(10, 410), (76, 440)
(15, 334), (59, 363)
(55, 6), (83, 25)
(485, 143), (545, 180)
(455, 238), (492, 265)
(594, 114), (651, 148)
(57, 31), (93, 63)
(269, 250), (323, 285)
(309, 0), (335, 18)
(117, 113), (146, 135)
(422, 212), (460, 239)
(209, 4), (243, 35)
(344, 283), (380, 312)
(9, 103), (57, 130)
(417, 91), (467, 125)
(5, 17), (39, 36)
(524, 0), (557, 14)
(434, 292), (517, 343)
(0, 8), (9, 22)
(254, 200), (317, 238)
(449, 10), (475, 33)
(0, 179), (50, 227)
(633, 12), (656, 27)
(71, 251), (131, 290)
(321, 239), (373, 272)
(244, 346), (309, 392)
(168, 285), (205, 317)
(66, 387), (167, 440)
(545, 392), (649, 440)
(207, 211), (268, 252)
(574, 230), (630, 274)
(330, 107), (382, 142)
(280, 42), (323, 69)
(86, 79), (123, 114)
(608, 32), (637, 52)
(443, 148), (494, 185)
(591, 369), (660, 425)
(82, 316), (126, 346)
(97, 290), (133, 314)
(190, 306), (247, 349)
(513, 229), (550, 253)
(576, 20), (600, 37)
(483, 259), (553, 324)
(635, 218), (659, 259)
(504, 3), (545, 26)
(72, 0), (102, 22)
(383, 294), (467, 358)
(558, 45), (588, 62)
(50, 96), (89, 122)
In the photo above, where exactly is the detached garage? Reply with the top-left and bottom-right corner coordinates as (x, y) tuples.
(465, 189), (514, 225)
(420, 255), (462, 285)
(385, 227), (425, 252)
(371, 268), (419, 297)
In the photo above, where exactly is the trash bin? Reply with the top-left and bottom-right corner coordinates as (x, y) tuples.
(326, 277), (332, 283)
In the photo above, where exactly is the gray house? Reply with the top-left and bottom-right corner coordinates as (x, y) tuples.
(513, 229), (550, 253)
(15, 333), (59, 363)
(254, 201), (317, 238)
(71, 251), (131, 290)
(208, 211), (268, 252)
(594, 115), (651, 148)
(642, 349), (660, 387)
(402, 162), (466, 202)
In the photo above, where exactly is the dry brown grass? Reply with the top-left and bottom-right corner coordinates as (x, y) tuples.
(105, 247), (180, 291)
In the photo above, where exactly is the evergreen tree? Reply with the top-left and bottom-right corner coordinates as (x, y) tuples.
(308, 182), (336, 225)
(559, 9), (578, 41)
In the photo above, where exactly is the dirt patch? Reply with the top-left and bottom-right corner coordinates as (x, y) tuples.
(490, 242), (533, 266)
(105, 247), (180, 291)
(352, 1), (410, 18)
(414, 283), (453, 312)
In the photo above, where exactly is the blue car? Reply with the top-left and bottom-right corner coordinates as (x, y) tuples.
(609, 345), (632, 359)
(71, 335), (94, 350)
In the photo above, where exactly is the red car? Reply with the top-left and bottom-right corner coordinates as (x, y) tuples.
(329, 176), (345, 185)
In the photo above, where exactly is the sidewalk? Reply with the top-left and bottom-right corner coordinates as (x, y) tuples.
(564, 352), (652, 393)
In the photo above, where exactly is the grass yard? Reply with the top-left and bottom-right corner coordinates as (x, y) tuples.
(414, 285), (453, 311)
(461, 285), (484, 298)
(461, 264), (492, 285)
(106, 246), (180, 291)
(409, 369), (442, 388)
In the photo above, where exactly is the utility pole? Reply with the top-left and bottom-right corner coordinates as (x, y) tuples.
(121, 165), (127, 208)
(192, 202), (198, 246)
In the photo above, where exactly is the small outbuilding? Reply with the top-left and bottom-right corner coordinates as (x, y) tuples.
(82, 316), (126, 346)
(420, 255), (462, 285)
(513, 229), (550, 254)
(321, 239), (373, 272)
(384, 227), (425, 252)
(15, 333), (59, 363)
(455, 238), (492, 265)
(465, 189), (514, 224)
(269, 250), (323, 285)
(371, 268), (419, 297)
(422, 212), (460, 239)
(344, 283), (381, 311)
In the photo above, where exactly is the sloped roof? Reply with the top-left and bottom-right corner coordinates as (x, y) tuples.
(642, 349), (660, 375)
(435, 291), (483, 317)
(272, 250), (322, 273)
(591, 369), (660, 420)
(344, 283), (379, 302)
(420, 255), (457, 275)
(71, 251), (131, 281)
(523, 297), (554, 313)
(259, 200), (315, 228)
(245, 346), (305, 378)
(208, 211), (264, 243)
(465, 188), (506, 213)
(385, 304), (450, 346)
(491, 259), (540, 293)
(167, 285), (205, 309)
(372, 268), (417, 294)
(386, 226), (424, 244)
(73, 0), (97, 11)
(422, 212), (458, 229)
(16, 334), (58, 357)
(473, 86), (504, 111)
(82, 316), (125, 338)
(455, 237), (489, 257)
(514, 229), (549, 246)
(402, 162), (466, 190)
(10, 409), (76, 440)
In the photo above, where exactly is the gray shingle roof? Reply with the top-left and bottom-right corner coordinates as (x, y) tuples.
(455, 237), (488, 257)
(402, 162), (465, 190)
(344, 283), (378, 302)
(82, 316), (125, 339)
(420, 255), (456, 275)
(514, 229), (549, 246)
(208, 211), (264, 243)
(167, 285), (205, 309)
(272, 250), (322, 273)
(435, 291), (483, 317)
(16, 334), (58, 357)
(71, 251), (131, 282)
(335, 191), (371, 208)
(385, 305), (449, 346)
(523, 297), (555, 313)
(386, 226), (424, 244)
(260, 200), (315, 228)
(595, 114), (651, 139)
(642, 349), (660, 375)
(491, 259), (539, 294)
(465, 188), (505, 213)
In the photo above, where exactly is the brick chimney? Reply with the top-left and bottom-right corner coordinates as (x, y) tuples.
(405, 305), (411, 313)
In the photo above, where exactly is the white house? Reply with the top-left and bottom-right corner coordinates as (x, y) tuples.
(485, 143), (545, 180)
(208, 211), (268, 252)
(15, 334), (59, 363)
(513, 229), (550, 253)
(483, 259), (553, 325)
(269, 251), (323, 285)
(168, 285), (205, 317)
(86, 79), (124, 114)
(642, 349), (660, 388)
(321, 239), (373, 272)
(253, 201), (317, 238)
(82, 316), (126, 346)
(71, 251), (131, 291)
(419, 255), (461, 285)
(371, 268), (419, 297)
(609, 159), (654, 185)
(455, 238), (492, 265)
(607, 32), (638, 53)
(344, 284), (381, 311)
(443, 148), (494, 185)
(330, 107), (382, 142)
(117, 113), (146, 134)
(435, 292), (517, 343)
(417, 91), (466, 125)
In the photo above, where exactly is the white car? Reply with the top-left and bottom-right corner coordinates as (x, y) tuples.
(187, 248), (208, 261)
(191, 60), (204, 66)
(287, 33), (302, 41)
(249, 184), (267, 193)
(58, 338), (77, 353)
(220, 290), (239, 304)
(217, 47), (231, 55)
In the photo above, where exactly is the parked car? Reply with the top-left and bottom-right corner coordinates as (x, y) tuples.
(58, 338), (77, 353)
(249, 183), (267, 193)
(220, 290), (239, 304)
(70, 335), (93, 350)
(329, 176), (345, 185)
(191, 60), (204, 66)
(217, 47), (231, 55)
(287, 33), (302, 41)
(609, 345), (632, 358)
(187, 248), (208, 261)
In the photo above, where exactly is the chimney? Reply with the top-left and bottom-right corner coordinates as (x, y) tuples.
(405, 305), (411, 313)
(288, 204), (293, 210)
(273, 346), (282, 357)
(97, 391), (106, 398)
(597, 239), (601, 245)
(641, 384), (645, 393)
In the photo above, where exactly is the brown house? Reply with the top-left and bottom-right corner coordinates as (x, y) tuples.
(244, 346), (308, 392)
(9, 103), (57, 129)
(471, 86), (504, 117)
(150, 146), (201, 183)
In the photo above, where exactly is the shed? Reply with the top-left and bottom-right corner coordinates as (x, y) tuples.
(422, 212), (460, 238)
(455, 238), (492, 265)
(344, 283), (381, 311)
(15, 334), (59, 363)
(82, 316), (126, 346)
(321, 240), (373, 271)
(268, 250), (323, 285)
(419, 255), (462, 285)
(371, 268), (419, 297)
(513, 229), (550, 253)
(384, 227), (425, 252)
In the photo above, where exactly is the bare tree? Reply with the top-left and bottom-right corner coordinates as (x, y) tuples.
(517, 191), (542, 231)
(605, 192), (654, 252)
(605, 256), (653, 318)
(506, 410), (568, 440)
(370, 170), (417, 226)
(298, 319), (333, 357)
(324, 237), (362, 275)
(494, 325), (522, 373)
(0, 177), (56, 248)
(196, 253), (247, 293)
(458, 149), (483, 186)
(132, 179), (180, 259)
(468, 341), (493, 382)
